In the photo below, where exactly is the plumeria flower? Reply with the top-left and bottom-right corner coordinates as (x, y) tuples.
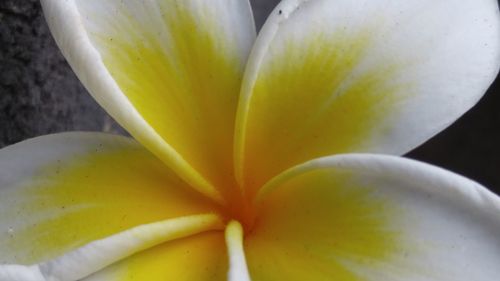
(1, 0), (500, 280)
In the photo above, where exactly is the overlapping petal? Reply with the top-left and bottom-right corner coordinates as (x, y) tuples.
(225, 221), (251, 281)
(83, 220), (256, 281)
(0, 133), (218, 267)
(41, 0), (256, 203)
(0, 214), (223, 281)
(83, 232), (227, 281)
(235, 0), (500, 195)
(247, 154), (500, 280)
(21, 1), (500, 281)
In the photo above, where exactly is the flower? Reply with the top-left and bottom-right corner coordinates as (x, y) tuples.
(1, 0), (500, 280)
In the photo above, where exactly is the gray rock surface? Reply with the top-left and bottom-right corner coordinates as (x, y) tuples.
(0, 0), (499, 194)
(0, 0), (124, 148)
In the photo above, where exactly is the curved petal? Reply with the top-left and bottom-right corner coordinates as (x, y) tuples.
(83, 232), (227, 281)
(225, 221), (251, 281)
(41, 0), (256, 203)
(0, 214), (223, 281)
(247, 154), (500, 280)
(235, 0), (500, 195)
(0, 133), (218, 265)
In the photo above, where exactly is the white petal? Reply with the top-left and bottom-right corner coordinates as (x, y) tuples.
(251, 154), (500, 280)
(0, 214), (222, 281)
(0, 133), (217, 265)
(225, 221), (251, 281)
(41, 0), (257, 203)
(235, 0), (500, 193)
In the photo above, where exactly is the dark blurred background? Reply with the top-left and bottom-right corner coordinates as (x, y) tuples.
(0, 0), (499, 194)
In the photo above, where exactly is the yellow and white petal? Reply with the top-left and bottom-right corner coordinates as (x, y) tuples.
(0, 133), (218, 266)
(225, 221), (251, 281)
(83, 231), (227, 281)
(235, 0), (500, 194)
(80, 219), (250, 281)
(247, 154), (500, 281)
(0, 214), (222, 281)
(41, 0), (256, 203)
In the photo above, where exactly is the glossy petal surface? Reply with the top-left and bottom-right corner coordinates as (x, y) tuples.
(0, 133), (216, 265)
(235, 0), (500, 194)
(41, 0), (256, 202)
(247, 154), (500, 281)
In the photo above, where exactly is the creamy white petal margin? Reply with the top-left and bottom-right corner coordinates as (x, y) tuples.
(235, 0), (500, 191)
(41, 0), (257, 203)
(252, 154), (500, 280)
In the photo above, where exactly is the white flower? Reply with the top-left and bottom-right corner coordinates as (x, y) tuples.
(0, 0), (499, 280)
